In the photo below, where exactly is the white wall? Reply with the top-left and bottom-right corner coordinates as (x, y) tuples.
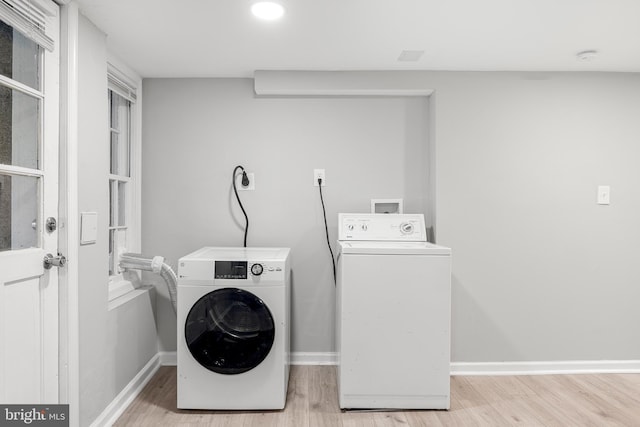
(143, 71), (640, 364)
(429, 72), (640, 361)
(76, 13), (157, 426)
(141, 78), (430, 353)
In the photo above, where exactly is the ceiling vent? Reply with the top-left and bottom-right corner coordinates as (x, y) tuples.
(398, 50), (425, 62)
(576, 50), (598, 61)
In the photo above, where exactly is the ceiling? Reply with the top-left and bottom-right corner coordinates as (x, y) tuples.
(74, 0), (640, 78)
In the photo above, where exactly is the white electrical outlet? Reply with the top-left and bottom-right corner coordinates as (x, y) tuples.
(314, 169), (326, 186)
(236, 172), (255, 191)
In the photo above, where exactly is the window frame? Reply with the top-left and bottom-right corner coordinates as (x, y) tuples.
(106, 57), (141, 305)
(0, 17), (46, 252)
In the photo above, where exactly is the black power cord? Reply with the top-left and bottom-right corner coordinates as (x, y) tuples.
(318, 178), (336, 285)
(232, 165), (249, 247)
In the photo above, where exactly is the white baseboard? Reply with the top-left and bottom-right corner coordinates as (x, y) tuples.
(90, 353), (162, 427)
(155, 351), (339, 366)
(159, 352), (640, 374)
(159, 351), (177, 366)
(291, 352), (337, 365)
(451, 360), (640, 376)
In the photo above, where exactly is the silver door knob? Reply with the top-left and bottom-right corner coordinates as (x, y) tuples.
(44, 253), (67, 269)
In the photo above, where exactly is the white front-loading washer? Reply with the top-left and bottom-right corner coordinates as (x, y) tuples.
(177, 247), (290, 410)
(336, 213), (451, 410)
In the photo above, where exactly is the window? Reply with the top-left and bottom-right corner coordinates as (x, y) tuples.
(107, 62), (141, 302)
(0, 8), (46, 252)
(108, 89), (131, 276)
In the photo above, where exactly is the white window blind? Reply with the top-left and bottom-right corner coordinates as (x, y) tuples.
(0, 0), (54, 51)
(108, 64), (138, 103)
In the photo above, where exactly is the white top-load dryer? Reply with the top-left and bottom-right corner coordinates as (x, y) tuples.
(336, 213), (451, 410)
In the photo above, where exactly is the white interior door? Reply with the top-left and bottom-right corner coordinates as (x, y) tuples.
(0, 0), (60, 404)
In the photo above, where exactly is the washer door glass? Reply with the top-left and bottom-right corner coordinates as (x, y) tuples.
(185, 288), (275, 375)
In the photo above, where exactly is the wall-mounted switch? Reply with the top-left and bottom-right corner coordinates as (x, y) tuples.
(80, 212), (98, 244)
(597, 185), (610, 205)
(314, 169), (326, 186)
(237, 172), (255, 191)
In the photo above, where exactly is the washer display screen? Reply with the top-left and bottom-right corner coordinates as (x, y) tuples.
(215, 261), (248, 279)
(185, 288), (275, 375)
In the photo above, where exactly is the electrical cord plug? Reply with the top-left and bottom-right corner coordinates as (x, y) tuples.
(233, 165), (249, 247)
(318, 177), (323, 186)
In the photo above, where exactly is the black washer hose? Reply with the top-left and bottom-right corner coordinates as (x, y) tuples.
(233, 165), (249, 247)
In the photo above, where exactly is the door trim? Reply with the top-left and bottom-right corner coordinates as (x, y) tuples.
(58, 2), (80, 426)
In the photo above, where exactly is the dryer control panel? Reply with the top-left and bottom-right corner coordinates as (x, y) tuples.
(178, 247), (290, 284)
(179, 260), (286, 283)
(338, 213), (427, 242)
(213, 260), (284, 280)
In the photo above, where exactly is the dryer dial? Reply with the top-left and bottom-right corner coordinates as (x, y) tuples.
(250, 263), (264, 276)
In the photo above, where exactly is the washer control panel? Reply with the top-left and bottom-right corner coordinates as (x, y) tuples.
(338, 213), (427, 241)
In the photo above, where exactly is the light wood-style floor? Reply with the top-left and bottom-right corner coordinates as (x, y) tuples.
(114, 366), (640, 426)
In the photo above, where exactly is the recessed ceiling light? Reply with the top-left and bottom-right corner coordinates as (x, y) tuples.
(576, 50), (598, 61)
(251, 2), (285, 20)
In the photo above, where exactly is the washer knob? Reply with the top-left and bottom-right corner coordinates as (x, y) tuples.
(400, 222), (414, 234)
(250, 263), (264, 276)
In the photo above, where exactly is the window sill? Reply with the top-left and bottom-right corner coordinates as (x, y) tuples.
(108, 274), (150, 311)
(108, 276), (135, 301)
(108, 284), (153, 311)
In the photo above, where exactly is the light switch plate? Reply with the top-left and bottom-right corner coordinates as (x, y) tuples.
(80, 212), (98, 244)
(597, 186), (610, 205)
